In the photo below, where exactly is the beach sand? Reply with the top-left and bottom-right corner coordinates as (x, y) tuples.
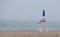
(0, 31), (60, 37)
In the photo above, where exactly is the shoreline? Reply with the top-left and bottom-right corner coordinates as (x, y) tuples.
(0, 31), (60, 37)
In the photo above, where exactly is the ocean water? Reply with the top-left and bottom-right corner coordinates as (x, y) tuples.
(0, 21), (60, 31)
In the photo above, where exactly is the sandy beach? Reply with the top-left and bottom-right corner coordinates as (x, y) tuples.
(0, 31), (60, 37)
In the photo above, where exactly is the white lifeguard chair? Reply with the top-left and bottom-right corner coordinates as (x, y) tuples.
(39, 9), (47, 32)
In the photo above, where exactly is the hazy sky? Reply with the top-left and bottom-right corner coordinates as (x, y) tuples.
(0, 0), (60, 21)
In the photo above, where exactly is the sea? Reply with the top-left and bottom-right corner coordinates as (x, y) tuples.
(0, 20), (60, 31)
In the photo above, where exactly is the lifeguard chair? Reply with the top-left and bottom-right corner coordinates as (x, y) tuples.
(39, 9), (47, 32)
